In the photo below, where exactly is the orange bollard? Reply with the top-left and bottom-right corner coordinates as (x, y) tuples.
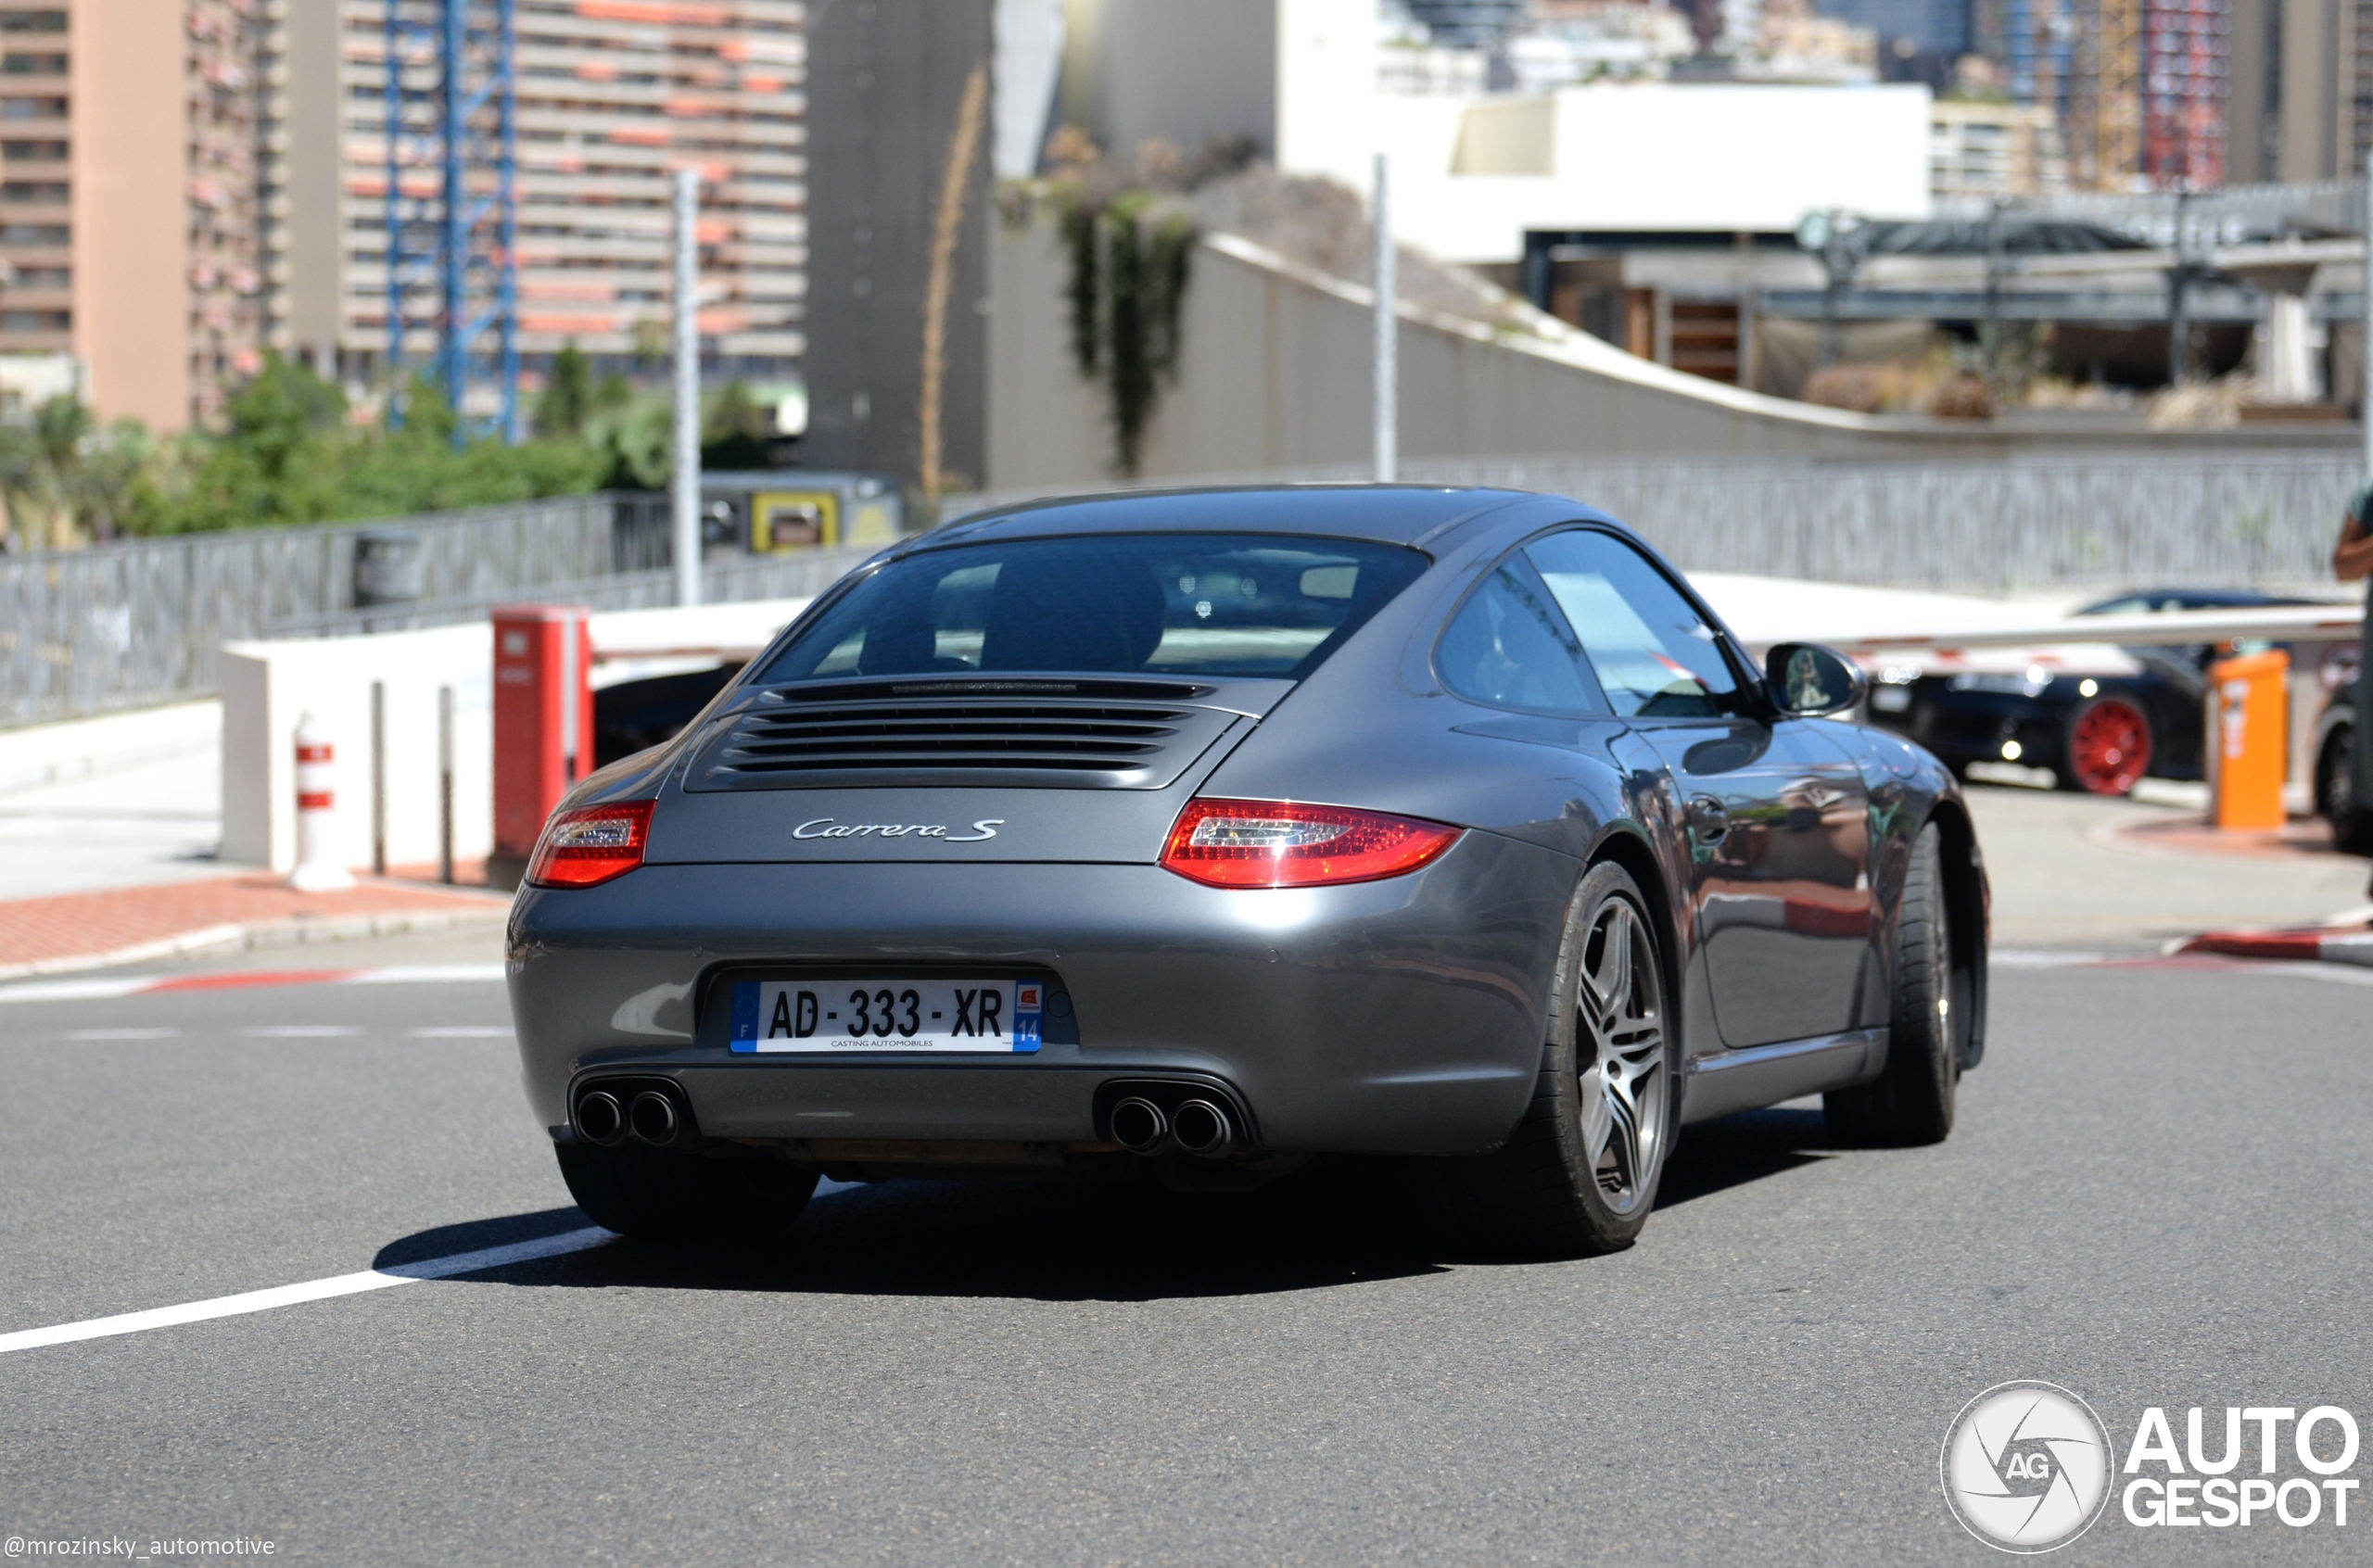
(2208, 648), (2290, 830)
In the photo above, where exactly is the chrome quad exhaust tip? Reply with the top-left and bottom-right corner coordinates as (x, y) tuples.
(1109, 1096), (1170, 1155)
(1169, 1098), (1237, 1158)
(628, 1090), (682, 1147)
(575, 1089), (628, 1146)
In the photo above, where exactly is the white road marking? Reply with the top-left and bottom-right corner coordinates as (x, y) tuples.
(64, 1028), (180, 1041)
(347, 965), (508, 986)
(406, 1026), (514, 1039)
(1990, 950), (2111, 967)
(0, 1226), (614, 1356)
(241, 1026), (362, 1038)
(814, 1178), (865, 1197)
(1989, 951), (2373, 986)
(0, 977), (156, 1005)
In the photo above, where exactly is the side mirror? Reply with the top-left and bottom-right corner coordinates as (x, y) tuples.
(1765, 642), (1867, 718)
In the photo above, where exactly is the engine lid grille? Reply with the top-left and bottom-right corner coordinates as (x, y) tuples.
(685, 677), (1238, 790)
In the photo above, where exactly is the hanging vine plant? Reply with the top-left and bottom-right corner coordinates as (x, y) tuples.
(1054, 189), (1194, 476)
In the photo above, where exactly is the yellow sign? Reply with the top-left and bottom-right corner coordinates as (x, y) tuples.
(752, 490), (838, 550)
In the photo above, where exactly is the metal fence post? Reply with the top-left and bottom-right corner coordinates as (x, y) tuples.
(438, 682), (455, 886)
(370, 678), (387, 877)
(2362, 164), (2373, 470)
(1373, 152), (1396, 485)
(673, 167), (703, 608)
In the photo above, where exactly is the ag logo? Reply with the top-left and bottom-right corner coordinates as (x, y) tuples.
(1941, 1381), (2114, 1553)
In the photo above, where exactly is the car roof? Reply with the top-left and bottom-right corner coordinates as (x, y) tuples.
(920, 485), (1546, 550)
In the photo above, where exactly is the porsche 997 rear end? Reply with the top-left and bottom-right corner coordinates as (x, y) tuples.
(505, 515), (1580, 1219)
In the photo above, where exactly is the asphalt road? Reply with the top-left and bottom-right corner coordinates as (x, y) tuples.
(2, 934), (2368, 1566)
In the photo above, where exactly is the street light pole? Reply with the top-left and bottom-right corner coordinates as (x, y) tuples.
(1818, 209), (1846, 369)
(2362, 165), (2373, 470)
(1982, 197), (2003, 393)
(672, 166), (703, 609)
(1373, 152), (1396, 485)
(2167, 190), (2191, 387)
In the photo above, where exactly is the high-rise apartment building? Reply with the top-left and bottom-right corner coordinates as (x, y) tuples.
(1981, 0), (2226, 188)
(275, 0), (806, 404)
(2140, 0), (2222, 185)
(0, 0), (269, 431)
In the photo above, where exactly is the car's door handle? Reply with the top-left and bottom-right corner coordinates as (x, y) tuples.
(1686, 793), (1729, 841)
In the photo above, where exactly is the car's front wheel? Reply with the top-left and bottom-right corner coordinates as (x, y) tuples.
(556, 1141), (820, 1246)
(1461, 862), (1676, 1255)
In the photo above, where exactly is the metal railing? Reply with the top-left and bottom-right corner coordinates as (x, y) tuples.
(13, 452), (2363, 728)
(944, 452), (2365, 596)
(0, 494), (877, 728)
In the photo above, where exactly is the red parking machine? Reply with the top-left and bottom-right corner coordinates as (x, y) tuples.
(490, 604), (595, 890)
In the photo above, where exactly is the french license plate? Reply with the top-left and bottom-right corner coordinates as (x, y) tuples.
(730, 979), (1042, 1055)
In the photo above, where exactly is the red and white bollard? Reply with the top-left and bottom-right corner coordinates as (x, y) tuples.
(288, 712), (355, 892)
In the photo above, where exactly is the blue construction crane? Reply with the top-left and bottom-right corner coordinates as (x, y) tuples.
(383, 0), (520, 444)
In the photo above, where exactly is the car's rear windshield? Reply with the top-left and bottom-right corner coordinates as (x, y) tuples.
(756, 533), (1428, 684)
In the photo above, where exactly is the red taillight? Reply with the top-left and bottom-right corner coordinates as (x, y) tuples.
(1160, 798), (1461, 889)
(527, 801), (654, 888)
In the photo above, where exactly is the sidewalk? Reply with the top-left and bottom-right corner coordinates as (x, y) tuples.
(0, 871), (511, 981)
(0, 699), (524, 980)
(1957, 780), (2370, 954)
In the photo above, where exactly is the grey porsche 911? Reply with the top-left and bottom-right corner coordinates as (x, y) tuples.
(508, 486), (1987, 1255)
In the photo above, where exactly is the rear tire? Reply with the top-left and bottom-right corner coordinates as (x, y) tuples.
(1825, 822), (1958, 1146)
(555, 1141), (819, 1246)
(1456, 862), (1676, 1256)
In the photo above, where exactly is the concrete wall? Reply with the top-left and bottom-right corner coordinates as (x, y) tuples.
(1060, 0), (1280, 160)
(218, 601), (817, 874)
(985, 223), (2017, 490)
(71, 0), (186, 430)
(221, 626), (496, 874)
(0, 701), (218, 798)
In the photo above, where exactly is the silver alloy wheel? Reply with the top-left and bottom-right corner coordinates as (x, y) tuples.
(1577, 897), (1667, 1214)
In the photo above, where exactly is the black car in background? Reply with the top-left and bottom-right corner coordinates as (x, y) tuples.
(1864, 588), (2316, 796)
(2311, 643), (2367, 850)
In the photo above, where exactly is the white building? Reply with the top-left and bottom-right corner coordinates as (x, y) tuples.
(1060, 0), (1932, 267)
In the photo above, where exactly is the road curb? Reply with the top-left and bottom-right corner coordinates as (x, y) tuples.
(0, 903), (511, 984)
(2174, 926), (2373, 967)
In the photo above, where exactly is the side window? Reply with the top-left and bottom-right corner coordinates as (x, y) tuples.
(1437, 557), (1609, 715)
(1525, 530), (1740, 719)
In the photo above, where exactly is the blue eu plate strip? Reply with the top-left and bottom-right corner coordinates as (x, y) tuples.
(730, 981), (758, 1053)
